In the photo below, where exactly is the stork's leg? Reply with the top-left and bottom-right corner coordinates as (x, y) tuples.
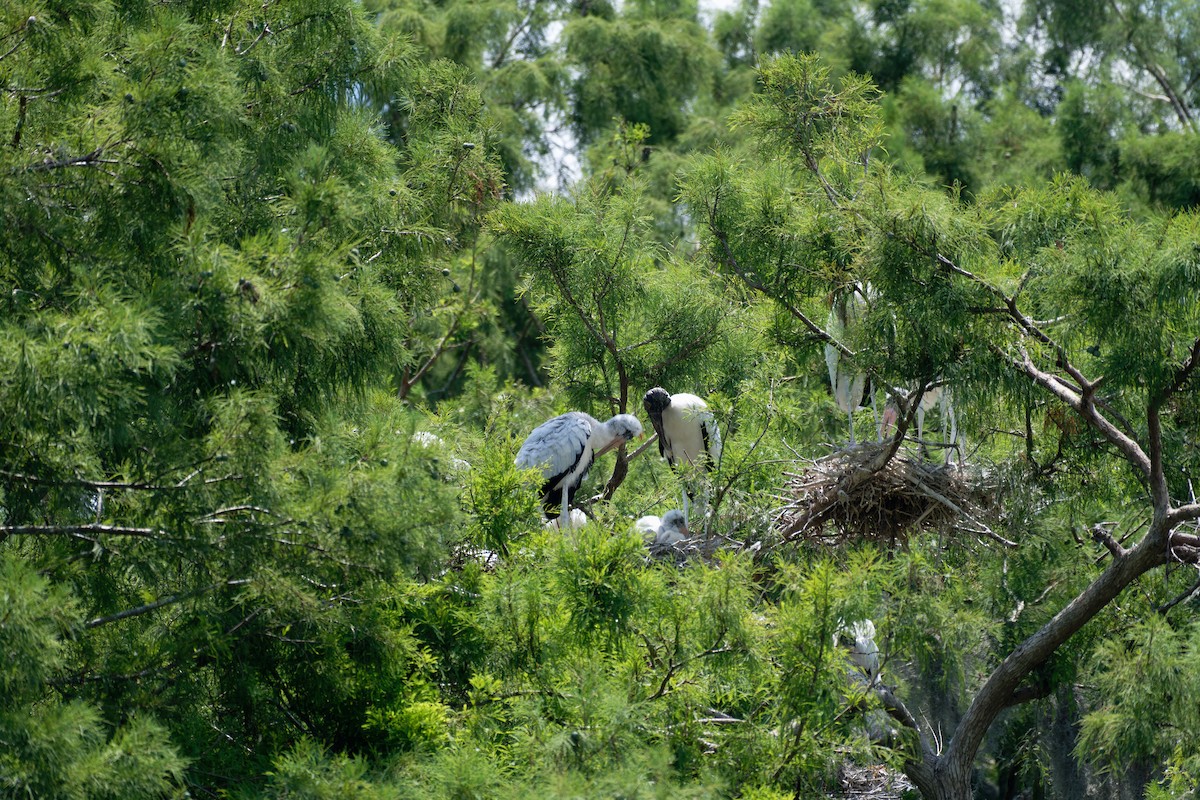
(559, 484), (571, 530)
(917, 407), (927, 459)
(681, 490), (690, 526)
(848, 408), (857, 445)
(871, 391), (881, 442)
(944, 401), (959, 465)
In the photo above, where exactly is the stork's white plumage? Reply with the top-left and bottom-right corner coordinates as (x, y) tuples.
(879, 384), (959, 463)
(643, 388), (721, 523)
(635, 509), (690, 547)
(515, 411), (643, 529)
(835, 619), (881, 686)
(825, 286), (876, 445)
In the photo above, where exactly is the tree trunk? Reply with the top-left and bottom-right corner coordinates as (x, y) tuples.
(906, 756), (973, 800)
(902, 526), (1169, 800)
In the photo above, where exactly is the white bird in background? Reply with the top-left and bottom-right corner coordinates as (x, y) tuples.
(879, 384), (959, 464)
(825, 285), (877, 445)
(835, 619), (881, 686)
(515, 411), (643, 529)
(411, 431), (471, 472)
(636, 509), (691, 547)
(642, 388), (722, 524)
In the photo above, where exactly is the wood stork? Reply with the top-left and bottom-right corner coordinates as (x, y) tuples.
(879, 384), (959, 463)
(825, 285), (878, 445)
(635, 509), (690, 547)
(642, 388), (722, 523)
(835, 619), (881, 686)
(515, 412), (643, 529)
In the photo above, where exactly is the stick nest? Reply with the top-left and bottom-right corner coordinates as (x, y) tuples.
(836, 763), (915, 799)
(777, 443), (999, 547)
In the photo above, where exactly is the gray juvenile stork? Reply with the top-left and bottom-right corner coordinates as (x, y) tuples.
(515, 412), (643, 529)
(635, 509), (690, 547)
(642, 388), (722, 523)
(825, 285), (877, 445)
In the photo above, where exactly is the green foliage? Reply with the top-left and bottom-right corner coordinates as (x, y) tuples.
(552, 525), (648, 645)
(0, 558), (187, 799)
(465, 431), (543, 556)
(1, 0), (491, 791)
(564, 10), (717, 145)
(491, 178), (738, 415)
(1077, 616), (1200, 780)
(8, 2), (1200, 798)
(264, 739), (392, 800)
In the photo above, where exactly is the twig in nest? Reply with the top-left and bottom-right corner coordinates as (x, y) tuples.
(776, 443), (999, 548)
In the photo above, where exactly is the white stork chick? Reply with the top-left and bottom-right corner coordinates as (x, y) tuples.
(515, 412), (643, 529)
(642, 388), (722, 523)
(635, 509), (690, 547)
(825, 286), (877, 445)
(835, 619), (881, 687)
(879, 384), (958, 464)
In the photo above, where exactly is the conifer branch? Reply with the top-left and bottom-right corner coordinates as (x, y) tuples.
(1159, 335), (1200, 403)
(400, 307), (466, 399)
(998, 344), (1152, 478)
(1, 523), (165, 539)
(1091, 523), (1128, 559)
(1156, 573), (1200, 613)
(490, 8), (534, 69)
(84, 579), (252, 629)
(646, 630), (731, 701)
(19, 146), (120, 174)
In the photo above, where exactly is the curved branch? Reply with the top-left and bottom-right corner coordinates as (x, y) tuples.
(941, 530), (1167, 778)
(996, 344), (1151, 479)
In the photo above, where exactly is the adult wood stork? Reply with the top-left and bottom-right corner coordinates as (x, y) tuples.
(880, 384), (959, 463)
(642, 388), (722, 523)
(515, 412), (643, 529)
(635, 509), (690, 547)
(825, 285), (877, 445)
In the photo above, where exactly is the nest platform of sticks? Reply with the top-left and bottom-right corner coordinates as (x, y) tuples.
(777, 442), (1005, 547)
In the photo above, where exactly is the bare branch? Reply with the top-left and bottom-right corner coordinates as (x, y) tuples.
(19, 147), (121, 174)
(1167, 503), (1200, 529)
(625, 433), (659, 463)
(1002, 680), (1053, 709)
(0, 468), (205, 492)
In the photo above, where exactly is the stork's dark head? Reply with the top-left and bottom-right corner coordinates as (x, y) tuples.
(643, 387), (671, 415)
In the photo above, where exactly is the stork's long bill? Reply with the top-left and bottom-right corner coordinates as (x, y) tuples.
(595, 432), (640, 457)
